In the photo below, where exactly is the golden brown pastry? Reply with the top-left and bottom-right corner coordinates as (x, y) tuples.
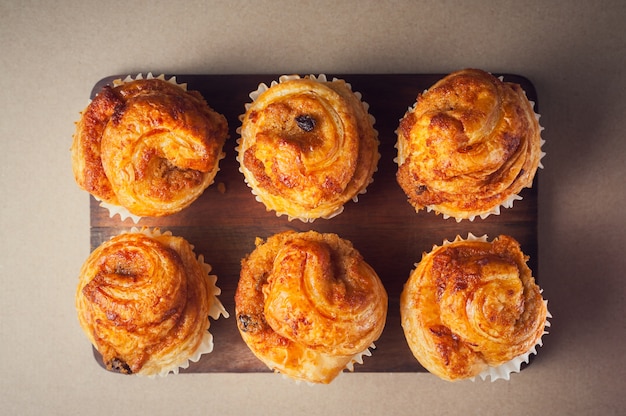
(71, 75), (229, 218)
(400, 234), (548, 381)
(76, 228), (228, 376)
(235, 230), (388, 383)
(237, 74), (379, 222)
(396, 69), (544, 220)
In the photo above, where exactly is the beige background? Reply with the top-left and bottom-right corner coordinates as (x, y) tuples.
(2, 1), (625, 414)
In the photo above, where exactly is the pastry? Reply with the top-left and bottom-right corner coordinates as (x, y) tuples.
(235, 230), (388, 383)
(237, 74), (379, 222)
(71, 73), (229, 219)
(400, 234), (549, 381)
(75, 228), (228, 376)
(396, 69), (544, 220)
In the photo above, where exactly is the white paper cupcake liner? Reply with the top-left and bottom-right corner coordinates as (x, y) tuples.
(95, 197), (142, 224)
(344, 342), (376, 372)
(127, 227), (228, 377)
(277, 342), (377, 385)
(428, 233), (551, 382)
(236, 74), (379, 223)
(395, 74), (546, 222)
(112, 72), (187, 90)
(426, 193), (524, 223)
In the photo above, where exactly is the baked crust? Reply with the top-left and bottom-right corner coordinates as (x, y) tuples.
(400, 235), (547, 381)
(235, 230), (388, 383)
(238, 76), (379, 221)
(76, 231), (217, 376)
(396, 69), (542, 220)
(71, 78), (228, 217)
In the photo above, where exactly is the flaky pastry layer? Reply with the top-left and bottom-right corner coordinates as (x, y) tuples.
(235, 230), (388, 383)
(400, 234), (548, 381)
(71, 76), (228, 217)
(237, 75), (379, 222)
(76, 229), (226, 376)
(396, 69), (544, 220)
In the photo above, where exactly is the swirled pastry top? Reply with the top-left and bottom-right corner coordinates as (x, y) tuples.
(235, 230), (388, 383)
(238, 75), (379, 221)
(396, 69), (543, 220)
(71, 77), (228, 217)
(76, 230), (224, 376)
(400, 235), (548, 381)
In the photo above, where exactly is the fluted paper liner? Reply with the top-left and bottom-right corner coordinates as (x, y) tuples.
(236, 74), (379, 222)
(81, 227), (229, 377)
(412, 233), (551, 382)
(92, 73), (224, 223)
(394, 74), (546, 222)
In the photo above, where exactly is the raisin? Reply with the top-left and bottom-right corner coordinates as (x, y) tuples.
(295, 115), (316, 132)
(416, 185), (427, 195)
(108, 357), (132, 374)
(238, 314), (255, 332)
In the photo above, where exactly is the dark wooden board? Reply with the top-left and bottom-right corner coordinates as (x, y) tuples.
(88, 73), (539, 374)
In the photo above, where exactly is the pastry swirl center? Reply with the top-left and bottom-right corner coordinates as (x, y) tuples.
(82, 235), (187, 330)
(262, 238), (382, 355)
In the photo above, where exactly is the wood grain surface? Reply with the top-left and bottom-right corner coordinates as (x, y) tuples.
(88, 73), (539, 374)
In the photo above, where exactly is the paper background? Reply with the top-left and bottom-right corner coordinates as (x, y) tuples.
(1, 1), (625, 414)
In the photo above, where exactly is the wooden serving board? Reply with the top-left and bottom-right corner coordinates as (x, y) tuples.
(89, 73), (539, 374)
